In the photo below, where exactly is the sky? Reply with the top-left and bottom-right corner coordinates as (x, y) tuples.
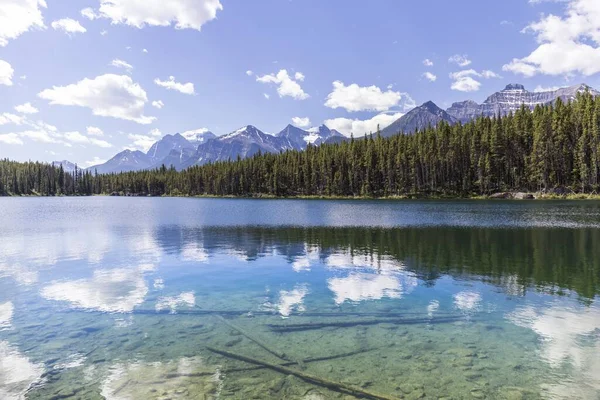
(1, 0), (600, 167)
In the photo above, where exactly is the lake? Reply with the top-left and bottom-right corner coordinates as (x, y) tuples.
(1, 198), (599, 399)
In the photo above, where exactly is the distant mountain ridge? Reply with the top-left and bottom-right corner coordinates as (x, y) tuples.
(446, 83), (599, 123)
(89, 83), (599, 173)
(380, 101), (457, 137)
(89, 125), (345, 173)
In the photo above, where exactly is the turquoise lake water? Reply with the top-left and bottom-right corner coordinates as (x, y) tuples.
(0, 198), (599, 399)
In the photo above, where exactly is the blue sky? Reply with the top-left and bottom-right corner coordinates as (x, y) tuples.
(1, 0), (600, 166)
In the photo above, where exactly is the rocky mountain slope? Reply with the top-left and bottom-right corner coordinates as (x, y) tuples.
(447, 83), (599, 123)
(380, 101), (457, 137)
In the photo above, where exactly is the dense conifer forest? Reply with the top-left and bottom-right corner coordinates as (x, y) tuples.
(2, 92), (600, 198)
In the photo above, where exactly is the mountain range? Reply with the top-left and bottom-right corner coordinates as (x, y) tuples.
(74, 83), (598, 174)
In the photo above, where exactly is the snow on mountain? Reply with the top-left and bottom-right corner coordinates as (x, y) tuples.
(180, 129), (217, 145)
(90, 150), (152, 174)
(51, 160), (77, 173)
(447, 83), (600, 123)
(146, 133), (196, 164)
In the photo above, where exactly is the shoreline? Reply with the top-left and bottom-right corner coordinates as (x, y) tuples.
(3, 192), (600, 200)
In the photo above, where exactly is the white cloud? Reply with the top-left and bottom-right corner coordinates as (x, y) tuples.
(149, 128), (162, 137)
(0, 133), (23, 145)
(100, 30), (108, 36)
(151, 100), (164, 109)
(294, 71), (305, 81)
(0, 341), (44, 400)
(155, 292), (195, 313)
(504, 0), (600, 77)
(448, 54), (472, 67)
(246, 70), (253, 76)
(38, 74), (156, 124)
(63, 131), (112, 148)
(86, 126), (104, 136)
(127, 133), (156, 151)
(276, 285), (308, 317)
(154, 76), (195, 95)
(0, 302), (13, 330)
(291, 116), (311, 128)
(481, 70), (502, 78)
(324, 112), (404, 137)
(0, 0), (46, 47)
(14, 102), (38, 114)
(451, 76), (481, 92)
(93, 0), (223, 30)
(449, 69), (501, 92)
(325, 81), (403, 112)
(256, 69), (309, 100)
(422, 72), (437, 82)
(263, 93), (270, 99)
(0, 59), (14, 86)
(534, 85), (565, 92)
(142, 48), (148, 53)
(41, 265), (153, 313)
(81, 7), (98, 20)
(19, 130), (60, 144)
(51, 18), (86, 34)
(423, 58), (434, 67)
(0, 113), (24, 125)
(84, 156), (107, 167)
(110, 59), (133, 72)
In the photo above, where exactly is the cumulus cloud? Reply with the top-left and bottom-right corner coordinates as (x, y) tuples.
(246, 70), (253, 76)
(151, 100), (164, 109)
(14, 102), (38, 114)
(91, 0), (223, 30)
(63, 131), (112, 148)
(503, 0), (600, 77)
(86, 126), (104, 136)
(51, 18), (86, 34)
(81, 7), (98, 20)
(422, 72), (437, 82)
(0, 133), (23, 145)
(0, 113), (24, 125)
(38, 74), (156, 124)
(448, 54), (472, 67)
(84, 157), (108, 167)
(423, 58), (434, 67)
(0, 0), (46, 47)
(325, 81), (404, 112)
(154, 76), (195, 95)
(449, 69), (501, 92)
(0, 59), (14, 86)
(324, 112), (404, 137)
(291, 116), (311, 128)
(142, 48), (148, 53)
(256, 69), (309, 100)
(263, 93), (270, 99)
(127, 133), (156, 151)
(110, 59), (133, 72)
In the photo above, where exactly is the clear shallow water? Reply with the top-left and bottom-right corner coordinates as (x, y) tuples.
(0, 198), (599, 399)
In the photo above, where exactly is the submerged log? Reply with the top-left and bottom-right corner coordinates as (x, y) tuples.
(214, 315), (297, 364)
(268, 316), (463, 332)
(166, 346), (378, 378)
(207, 346), (400, 400)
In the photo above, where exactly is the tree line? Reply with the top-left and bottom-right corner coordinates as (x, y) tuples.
(2, 91), (600, 197)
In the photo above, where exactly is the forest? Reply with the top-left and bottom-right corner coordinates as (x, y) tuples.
(1, 91), (600, 198)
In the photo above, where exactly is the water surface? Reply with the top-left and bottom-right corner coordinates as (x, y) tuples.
(0, 198), (599, 399)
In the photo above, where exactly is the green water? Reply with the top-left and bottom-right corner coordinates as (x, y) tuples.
(0, 198), (599, 399)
